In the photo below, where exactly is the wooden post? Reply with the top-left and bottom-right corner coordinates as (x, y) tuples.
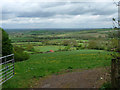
(118, 1), (120, 88)
(117, 58), (120, 88)
(111, 59), (117, 88)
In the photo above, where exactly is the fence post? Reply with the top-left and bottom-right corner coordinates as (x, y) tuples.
(117, 58), (120, 88)
(111, 59), (118, 88)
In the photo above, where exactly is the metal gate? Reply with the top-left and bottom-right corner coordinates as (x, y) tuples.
(0, 54), (14, 85)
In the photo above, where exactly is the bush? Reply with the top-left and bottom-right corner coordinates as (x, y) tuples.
(67, 66), (73, 70)
(58, 47), (62, 51)
(14, 52), (29, 62)
(13, 46), (29, 62)
(88, 40), (105, 50)
(26, 44), (34, 51)
(88, 40), (98, 49)
(62, 40), (78, 46)
(63, 46), (71, 51)
(105, 39), (119, 51)
(76, 44), (82, 50)
(76, 47), (80, 50)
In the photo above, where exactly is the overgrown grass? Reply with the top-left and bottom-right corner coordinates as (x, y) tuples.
(3, 50), (112, 88)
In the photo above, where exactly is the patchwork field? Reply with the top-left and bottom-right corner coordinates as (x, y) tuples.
(8, 29), (111, 43)
(3, 28), (116, 88)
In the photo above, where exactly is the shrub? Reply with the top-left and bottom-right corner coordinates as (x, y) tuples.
(26, 44), (34, 51)
(79, 40), (84, 43)
(58, 47), (62, 51)
(67, 66), (73, 70)
(62, 40), (78, 46)
(88, 40), (98, 49)
(63, 46), (71, 51)
(13, 46), (29, 62)
(76, 47), (80, 50)
(105, 39), (119, 51)
(14, 52), (29, 62)
(88, 40), (105, 50)
(76, 44), (82, 50)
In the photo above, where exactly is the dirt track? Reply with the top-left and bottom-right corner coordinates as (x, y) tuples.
(34, 68), (110, 88)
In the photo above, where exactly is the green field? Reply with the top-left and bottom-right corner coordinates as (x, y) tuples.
(3, 50), (112, 88)
(34, 46), (66, 52)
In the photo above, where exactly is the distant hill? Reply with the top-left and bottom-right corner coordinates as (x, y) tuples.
(5, 28), (112, 32)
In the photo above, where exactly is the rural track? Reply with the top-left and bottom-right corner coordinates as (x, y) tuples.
(34, 68), (110, 88)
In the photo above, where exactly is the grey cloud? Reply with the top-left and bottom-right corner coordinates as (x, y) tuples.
(1, 1), (117, 29)
(2, 2), (117, 19)
(2, 13), (16, 20)
(17, 11), (54, 18)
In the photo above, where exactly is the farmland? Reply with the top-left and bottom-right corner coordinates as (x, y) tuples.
(8, 28), (111, 43)
(8, 28), (113, 54)
(3, 28), (115, 88)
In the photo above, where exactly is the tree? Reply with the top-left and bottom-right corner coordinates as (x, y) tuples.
(0, 30), (2, 56)
(0, 28), (13, 56)
(88, 40), (105, 50)
(62, 40), (78, 46)
(110, 16), (120, 88)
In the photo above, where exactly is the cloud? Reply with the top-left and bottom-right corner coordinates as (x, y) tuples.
(0, 0), (118, 28)
(2, 2), (117, 18)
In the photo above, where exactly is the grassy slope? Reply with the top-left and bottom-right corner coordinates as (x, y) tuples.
(3, 50), (112, 88)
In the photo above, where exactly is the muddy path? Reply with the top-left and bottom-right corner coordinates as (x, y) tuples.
(33, 68), (110, 88)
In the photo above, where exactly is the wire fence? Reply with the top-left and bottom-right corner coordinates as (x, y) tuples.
(0, 54), (14, 85)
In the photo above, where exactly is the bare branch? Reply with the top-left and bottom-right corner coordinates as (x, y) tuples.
(113, 0), (119, 6)
(113, 18), (116, 21)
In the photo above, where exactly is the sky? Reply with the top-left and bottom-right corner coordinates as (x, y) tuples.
(0, 0), (119, 29)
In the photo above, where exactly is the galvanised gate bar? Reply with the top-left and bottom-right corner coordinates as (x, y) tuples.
(0, 54), (14, 85)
